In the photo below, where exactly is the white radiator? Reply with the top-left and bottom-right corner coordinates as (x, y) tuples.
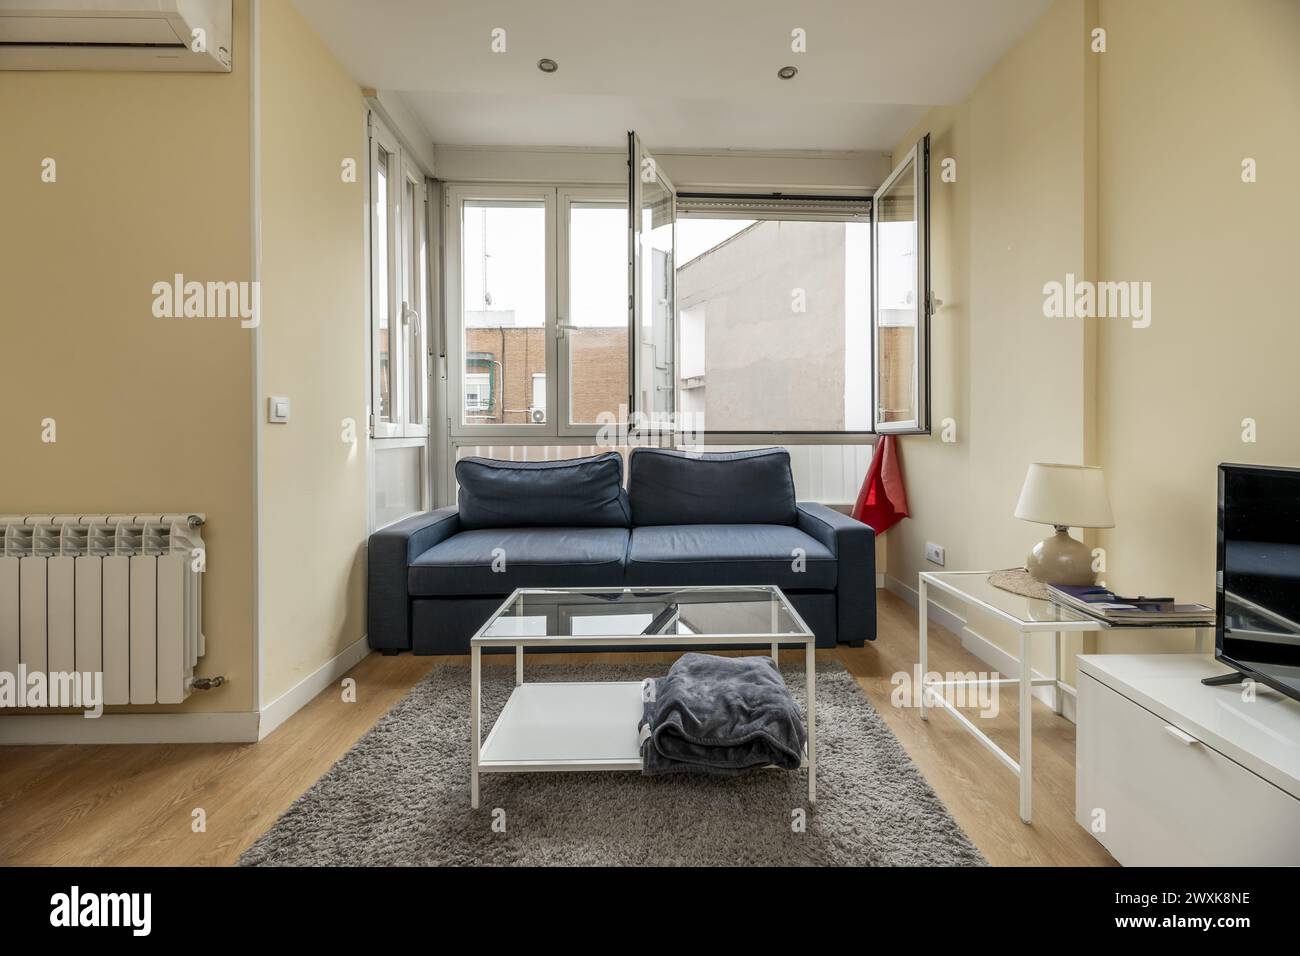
(0, 513), (206, 706)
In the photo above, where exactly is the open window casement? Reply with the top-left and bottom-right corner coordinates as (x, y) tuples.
(872, 133), (932, 435)
(627, 132), (677, 439)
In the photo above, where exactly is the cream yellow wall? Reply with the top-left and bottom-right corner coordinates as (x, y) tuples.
(887, 0), (1300, 692)
(1094, 0), (1300, 653)
(0, 1), (256, 714)
(885, 0), (1096, 683)
(257, 0), (369, 706)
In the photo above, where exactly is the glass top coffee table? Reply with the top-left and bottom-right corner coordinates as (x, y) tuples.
(468, 585), (817, 809)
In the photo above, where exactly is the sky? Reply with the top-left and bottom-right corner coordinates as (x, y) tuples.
(461, 204), (754, 330)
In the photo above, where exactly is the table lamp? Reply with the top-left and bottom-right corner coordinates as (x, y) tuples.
(1014, 463), (1114, 586)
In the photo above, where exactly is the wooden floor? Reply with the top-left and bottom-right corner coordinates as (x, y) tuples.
(0, 589), (1114, 866)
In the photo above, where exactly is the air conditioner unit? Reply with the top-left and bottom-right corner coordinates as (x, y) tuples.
(0, 0), (231, 72)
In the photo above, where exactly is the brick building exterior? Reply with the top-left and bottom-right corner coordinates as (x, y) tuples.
(464, 326), (627, 425)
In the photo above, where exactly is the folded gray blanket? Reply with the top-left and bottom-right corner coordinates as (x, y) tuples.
(638, 653), (807, 776)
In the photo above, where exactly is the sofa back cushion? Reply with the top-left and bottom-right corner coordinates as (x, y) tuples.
(627, 447), (797, 526)
(456, 453), (630, 530)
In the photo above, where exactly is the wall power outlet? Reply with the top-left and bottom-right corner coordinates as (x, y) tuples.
(924, 542), (946, 567)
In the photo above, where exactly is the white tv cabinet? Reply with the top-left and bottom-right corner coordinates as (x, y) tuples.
(1076, 654), (1300, 866)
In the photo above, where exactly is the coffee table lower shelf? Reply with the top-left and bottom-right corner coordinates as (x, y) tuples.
(473, 680), (811, 801)
(480, 681), (650, 772)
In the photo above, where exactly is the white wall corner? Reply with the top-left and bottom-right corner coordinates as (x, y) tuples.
(258, 635), (373, 740)
(884, 574), (1076, 722)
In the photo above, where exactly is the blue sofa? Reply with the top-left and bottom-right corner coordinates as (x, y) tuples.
(367, 447), (876, 654)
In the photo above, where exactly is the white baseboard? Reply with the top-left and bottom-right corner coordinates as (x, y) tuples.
(0, 637), (373, 745)
(0, 711), (260, 745)
(884, 574), (1077, 722)
(257, 635), (372, 740)
(876, 572), (885, 588)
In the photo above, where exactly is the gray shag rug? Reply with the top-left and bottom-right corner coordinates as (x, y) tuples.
(240, 659), (985, 866)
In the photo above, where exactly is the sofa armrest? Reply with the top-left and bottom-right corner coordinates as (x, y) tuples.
(367, 507), (459, 651)
(796, 502), (876, 644)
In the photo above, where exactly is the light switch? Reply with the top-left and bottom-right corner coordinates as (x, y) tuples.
(268, 396), (291, 424)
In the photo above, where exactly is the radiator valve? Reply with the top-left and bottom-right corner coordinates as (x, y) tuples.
(191, 676), (227, 690)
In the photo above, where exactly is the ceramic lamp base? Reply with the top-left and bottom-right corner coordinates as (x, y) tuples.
(1025, 527), (1096, 587)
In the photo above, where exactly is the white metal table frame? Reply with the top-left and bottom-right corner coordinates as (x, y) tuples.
(917, 570), (1211, 824)
(470, 585), (818, 810)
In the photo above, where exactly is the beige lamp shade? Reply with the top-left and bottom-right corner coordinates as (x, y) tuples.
(1014, 463), (1114, 529)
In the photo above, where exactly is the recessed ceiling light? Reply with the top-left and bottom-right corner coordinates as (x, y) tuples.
(538, 58), (558, 73)
(777, 65), (798, 80)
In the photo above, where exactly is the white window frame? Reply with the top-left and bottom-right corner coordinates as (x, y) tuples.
(444, 185), (635, 441)
(401, 154), (430, 438)
(368, 112), (429, 441)
(557, 185), (630, 437)
(628, 133), (677, 442)
(871, 134), (931, 435)
(368, 115), (401, 438)
(434, 134), (931, 452)
(444, 183), (561, 442)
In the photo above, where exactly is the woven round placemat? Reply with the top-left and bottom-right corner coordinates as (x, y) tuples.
(987, 567), (1052, 600)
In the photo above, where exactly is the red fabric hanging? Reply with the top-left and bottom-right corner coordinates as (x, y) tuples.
(851, 435), (910, 534)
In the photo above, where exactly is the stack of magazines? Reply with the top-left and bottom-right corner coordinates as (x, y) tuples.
(1046, 584), (1215, 626)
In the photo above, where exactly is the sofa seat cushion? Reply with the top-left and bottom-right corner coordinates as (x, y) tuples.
(409, 527), (629, 597)
(625, 524), (836, 590)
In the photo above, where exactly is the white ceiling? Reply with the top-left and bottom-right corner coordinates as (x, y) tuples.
(292, 0), (1053, 151)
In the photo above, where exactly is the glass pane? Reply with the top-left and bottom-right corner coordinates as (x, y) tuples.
(407, 178), (425, 427)
(674, 218), (872, 432)
(373, 445), (424, 527)
(875, 155), (919, 427)
(374, 147), (393, 424)
(461, 200), (546, 425)
(638, 175), (674, 422)
(478, 586), (809, 643)
(567, 201), (628, 425)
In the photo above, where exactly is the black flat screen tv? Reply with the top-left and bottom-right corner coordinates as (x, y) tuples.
(1216, 463), (1300, 702)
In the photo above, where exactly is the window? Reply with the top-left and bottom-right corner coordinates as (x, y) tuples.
(372, 140), (393, 428)
(439, 131), (930, 449)
(464, 371), (492, 414)
(674, 217), (872, 434)
(630, 136), (676, 425)
(368, 111), (432, 528)
(454, 190), (550, 429)
(628, 129), (931, 439)
(563, 199), (629, 428)
(368, 113), (429, 440)
(530, 373), (546, 422)
(446, 185), (628, 438)
(872, 135), (931, 434)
